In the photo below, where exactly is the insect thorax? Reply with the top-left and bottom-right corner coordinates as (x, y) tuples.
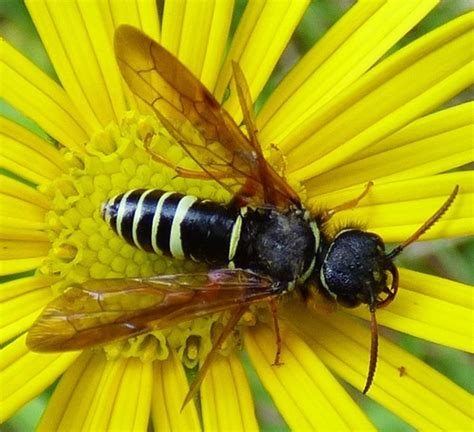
(101, 189), (319, 285)
(233, 206), (319, 285)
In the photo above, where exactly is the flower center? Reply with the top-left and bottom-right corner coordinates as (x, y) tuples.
(38, 112), (254, 365)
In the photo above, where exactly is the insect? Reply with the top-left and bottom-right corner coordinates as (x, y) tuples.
(27, 25), (458, 399)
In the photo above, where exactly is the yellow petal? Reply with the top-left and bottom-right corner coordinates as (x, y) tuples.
(373, 216), (473, 244)
(80, 358), (128, 431)
(1, 109), (67, 173)
(287, 307), (473, 430)
(1, 118), (66, 184)
(356, 101), (474, 160)
(0, 276), (54, 343)
(0, 227), (47, 242)
(348, 269), (473, 352)
(304, 103), (473, 195)
(160, 0), (185, 54)
(0, 274), (56, 302)
(0, 193), (46, 222)
(0, 240), (50, 259)
(0, 218), (48, 242)
(107, 357), (152, 431)
(75, 1), (129, 122)
(87, 358), (151, 431)
(0, 309), (42, 345)
(151, 351), (201, 431)
(1, 155), (49, 186)
(105, 0), (160, 41)
(0, 217), (44, 232)
(217, 0), (309, 120)
(0, 257), (45, 276)
(0, 176), (50, 210)
(161, 0), (234, 92)
(397, 268), (472, 306)
(0, 334), (79, 423)
(245, 324), (374, 430)
(307, 172), (473, 241)
(287, 12), (473, 181)
(201, 353), (260, 431)
(26, 0), (122, 127)
(258, 0), (438, 146)
(38, 354), (152, 431)
(95, 1), (160, 113)
(38, 351), (95, 431)
(0, 276), (56, 339)
(0, 39), (88, 152)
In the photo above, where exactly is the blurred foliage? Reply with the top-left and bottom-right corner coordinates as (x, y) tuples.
(1, 1), (472, 431)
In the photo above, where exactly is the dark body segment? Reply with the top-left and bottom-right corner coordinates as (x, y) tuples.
(101, 189), (318, 285)
(102, 189), (239, 264)
(153, 192), (182, 255)
(180, 200), (239, 263)
(134, 189), (167, 251)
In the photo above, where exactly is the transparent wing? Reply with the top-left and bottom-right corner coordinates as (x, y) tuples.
(114, 24), (300, 209)
(26, 269), (279, 352)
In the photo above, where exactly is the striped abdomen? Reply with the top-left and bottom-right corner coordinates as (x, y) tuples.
(101, 189), (241, 265)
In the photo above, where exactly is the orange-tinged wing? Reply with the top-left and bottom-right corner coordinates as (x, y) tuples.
(114, 24), (300, 209)
(26, 270), (279, 352)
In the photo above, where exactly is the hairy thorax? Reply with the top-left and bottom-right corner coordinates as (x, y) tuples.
(234, 207), (318, 284)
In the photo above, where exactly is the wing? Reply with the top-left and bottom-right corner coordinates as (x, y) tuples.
(26, 269), (280, 352)
(230, 61), (300, 206)
(114, 24), (300, 209)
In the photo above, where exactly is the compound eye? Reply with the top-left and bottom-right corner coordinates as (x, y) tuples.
(368, 232), (385, 247)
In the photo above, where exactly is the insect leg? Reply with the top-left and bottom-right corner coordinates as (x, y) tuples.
(181, 305), (248, 410)
(143, 133), (217, 179)
(147, 150), (227, 180)
(269, 298), (283, 366)
(268, 143), (288, 177)
(320, 181), (373, 223)
(174, 166), (222, 179)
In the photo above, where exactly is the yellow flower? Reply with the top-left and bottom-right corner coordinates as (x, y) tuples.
(1, 1), (473, 430)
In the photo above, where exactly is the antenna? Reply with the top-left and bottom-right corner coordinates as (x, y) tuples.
(386, 185), (459, 260)
(363, 308), (378, 394)
(363, 185), (458, 394)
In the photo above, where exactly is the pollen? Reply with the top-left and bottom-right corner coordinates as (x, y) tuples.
(38, 112), (245, 362)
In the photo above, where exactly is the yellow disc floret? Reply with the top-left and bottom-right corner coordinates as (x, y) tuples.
(38, 112), (250, 365)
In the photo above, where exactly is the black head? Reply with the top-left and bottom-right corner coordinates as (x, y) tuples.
(320, 229), (397, 310)
(316, 185), (459, 394)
